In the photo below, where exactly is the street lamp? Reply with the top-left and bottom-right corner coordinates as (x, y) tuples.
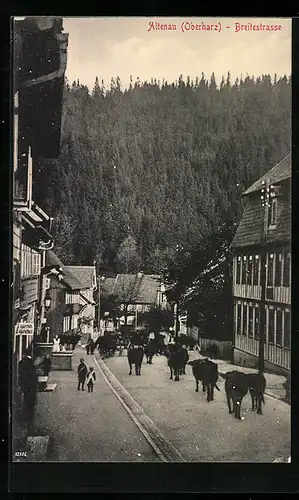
(44, 290), (51, 310)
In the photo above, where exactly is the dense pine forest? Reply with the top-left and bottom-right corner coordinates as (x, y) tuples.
(34, 72), (291, 281)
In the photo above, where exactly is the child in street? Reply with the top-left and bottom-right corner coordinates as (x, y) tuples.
(77, 358), (88, 391)
(86, 366), (96, 393)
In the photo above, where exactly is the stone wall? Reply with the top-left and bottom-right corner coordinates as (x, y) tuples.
(51, 352), (73, 371)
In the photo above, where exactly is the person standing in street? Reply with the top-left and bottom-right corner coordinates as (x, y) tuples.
(18, 349), (38, 429)
(77, 357), (88, 391)
(42, 353), (52, 377)
(86, 366), (96, 393)
(52, 335), (60, 352)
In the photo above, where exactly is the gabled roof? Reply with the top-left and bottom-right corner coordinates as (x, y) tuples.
(137, 275), (161, 304)
(243, 153), (291, 195)
(101, 273), (162, 304)
(64, 266), (96, 290)
(45, 251), (84, 290)
(46, 249), (64, 269)
(231, 154), (291, 249)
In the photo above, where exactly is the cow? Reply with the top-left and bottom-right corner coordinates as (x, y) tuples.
(223, 370), (249, 420)
(179, 347), (189, 375)
(144, 340), (156, 364)
(188, 358), (220, 402)
(166, 345), (187, 381)
(127, 346), (144, 376)
(246, 372), (266, 414)
(223, 370), (266, 419)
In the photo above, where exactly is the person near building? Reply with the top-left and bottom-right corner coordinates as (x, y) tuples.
(18, 349), (38, 427)
(86, 366), (96, 393)
(52, 335), (60, 353)
(77, 357), (88, 391)
(42, 353), (52, 377)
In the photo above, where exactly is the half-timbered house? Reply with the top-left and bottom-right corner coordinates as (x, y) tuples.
(12, 17), (68, 362)
(231, 153), (291, 376)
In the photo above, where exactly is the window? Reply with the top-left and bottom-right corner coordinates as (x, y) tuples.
(236, 303), (242, 335)
(242, 303), (248, 336)
(63, 316), (70, 333)
(246, 256), (253, 285)
(283, 310), (290, 348)
(276, 310), (282, 346)
(268, 308), (275, 344)
(275, 253), (282, 287)
(254, 306), (260, 339)
(283, 252), (291, 287)
(241, 256), (247, 284)
(248, 305), (254, 337)
(267, 253), (274, 287)
(71, 316), (78, 330)
(236, 256), (241, 285)
(32, 252), (41, 275)
(253, 255), (260, 285)
(269, 197), (278, 226)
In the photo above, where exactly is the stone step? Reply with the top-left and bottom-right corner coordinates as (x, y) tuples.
(44, 383), (57, 392)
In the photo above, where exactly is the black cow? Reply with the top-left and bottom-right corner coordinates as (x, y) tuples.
(223, 370), (249, 420)
(188, 358), (220, 402)
(179, 347), (189, 375)
(223, 370), (266, 419)
(166, 346), (187, 381)
(127, 346), (144, 375)
(246, 372), (266, 414)
(144, 341), (156, 364)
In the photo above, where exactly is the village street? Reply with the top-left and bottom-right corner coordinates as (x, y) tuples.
(34, 346), (291, 463)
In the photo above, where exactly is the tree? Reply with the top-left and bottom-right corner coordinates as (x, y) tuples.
(115, 235), (140, 273)
(112, 274), (140, 330)
(139, 305), (174, 334)
(100, 293), (122, 327)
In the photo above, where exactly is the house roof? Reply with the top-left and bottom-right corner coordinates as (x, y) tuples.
(45, 251), (85, 290)
(243, 153), (291, 195)
(137, 275), (161, 304)
(64, 266), (96, 290)
(101, 273), (161, 304)
(231, 154), (291, 249)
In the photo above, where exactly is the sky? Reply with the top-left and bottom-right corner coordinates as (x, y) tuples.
(62, 17), (291, 91)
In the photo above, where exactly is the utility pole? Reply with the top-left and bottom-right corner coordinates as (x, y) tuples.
(259, 179), (272, 373)
(174, 302), (180, 340)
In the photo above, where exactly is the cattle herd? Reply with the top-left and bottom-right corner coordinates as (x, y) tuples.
(96, 335), (267, 420)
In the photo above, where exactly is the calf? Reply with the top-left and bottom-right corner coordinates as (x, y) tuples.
(246, 372), (266, 414)
(127, 346), (144, 376)
(166, 346), (186, 381)
(223, 370), (248, 420)
(188, 359), (220, 402)
(144, 341), (156, 364)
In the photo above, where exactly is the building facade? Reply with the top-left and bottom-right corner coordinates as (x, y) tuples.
(231, 154), (291, 376)
(64, 266), (97, 341)
(100, 273), (168, 332)
(44, 252), (94, 342)
(12, 17), (68, 363)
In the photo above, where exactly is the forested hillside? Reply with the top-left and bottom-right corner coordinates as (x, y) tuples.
(33, 73), (291, 275)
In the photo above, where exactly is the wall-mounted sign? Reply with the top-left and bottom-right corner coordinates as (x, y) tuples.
(15, 322), (34, 336)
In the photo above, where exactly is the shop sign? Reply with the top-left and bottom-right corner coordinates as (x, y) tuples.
(15, 322), (34, 336)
